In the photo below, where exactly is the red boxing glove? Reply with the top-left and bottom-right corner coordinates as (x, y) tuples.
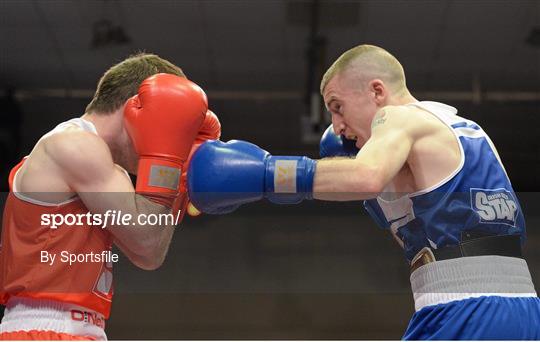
(175, 110), (222, 217)
(191, 110), (222, 152)
(124, 73), (208, 207)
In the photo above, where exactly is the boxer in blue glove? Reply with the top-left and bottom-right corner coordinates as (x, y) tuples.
(188, 44), (540, 339)
(187, 140), (316, 214)
(187, 125), (358, 214)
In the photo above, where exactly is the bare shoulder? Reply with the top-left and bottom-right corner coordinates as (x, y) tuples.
(41, 129), (115, 183)
(372, 105), (440, 138)
(15, 127), (116, 196)
(44, 129), (111, 163)
(372, 105), (419, 131)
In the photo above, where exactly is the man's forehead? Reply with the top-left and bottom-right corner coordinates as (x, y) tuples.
(325, 71), (357, 101)
(323, 74), (343, 100)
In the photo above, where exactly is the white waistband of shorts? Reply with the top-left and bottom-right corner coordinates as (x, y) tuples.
(0, 297), (107, 340)
(411, 255), (538, 312)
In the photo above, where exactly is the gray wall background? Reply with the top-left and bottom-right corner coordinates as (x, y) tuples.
(1, 0), (539, 339)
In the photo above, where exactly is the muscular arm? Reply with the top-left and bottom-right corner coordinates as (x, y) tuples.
(47, 131), (175, 270)
(313, 106), (416, 201)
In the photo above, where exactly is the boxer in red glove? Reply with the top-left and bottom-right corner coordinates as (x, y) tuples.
(0, 53), (208, 340)
(124, 73), (207, 208)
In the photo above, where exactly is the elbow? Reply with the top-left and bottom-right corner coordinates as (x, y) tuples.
(132, 238), (167, 271)
(365, 176), (385, 196)
(133, 251), (166, 271)
(351, 164), (385, 196)
(135, 257), (165, 271)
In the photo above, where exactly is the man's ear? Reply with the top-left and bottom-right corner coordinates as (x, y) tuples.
(368, 79), (387, 105)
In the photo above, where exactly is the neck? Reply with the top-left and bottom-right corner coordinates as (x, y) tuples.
(386, 90), (418, 106)
(81, 110), (123, 155)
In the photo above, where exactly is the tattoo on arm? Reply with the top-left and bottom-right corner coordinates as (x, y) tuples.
(371, 110), (387, 129)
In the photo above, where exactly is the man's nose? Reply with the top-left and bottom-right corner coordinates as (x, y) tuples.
(331, 116), (345, 136)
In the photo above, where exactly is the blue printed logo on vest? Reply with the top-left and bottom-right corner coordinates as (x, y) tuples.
(471, 188), (518, 227)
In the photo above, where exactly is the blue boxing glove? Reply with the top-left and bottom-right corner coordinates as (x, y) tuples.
(319, 124), (359, 158)
(187, 140), (316, 214)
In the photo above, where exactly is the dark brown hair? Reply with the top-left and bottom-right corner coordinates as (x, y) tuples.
(86, 53), (185, 114)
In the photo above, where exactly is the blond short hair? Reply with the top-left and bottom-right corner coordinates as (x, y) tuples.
(320, 44), (407, 95)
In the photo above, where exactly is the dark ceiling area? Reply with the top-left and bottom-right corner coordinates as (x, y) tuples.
(0, 0), (539, 188)
(2, 0), (539, 93)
